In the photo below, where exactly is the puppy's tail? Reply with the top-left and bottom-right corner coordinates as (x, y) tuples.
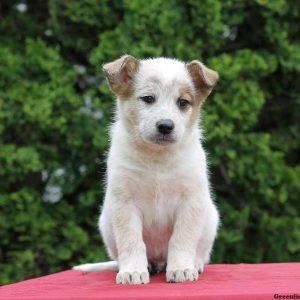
(73, 261), (118, 272)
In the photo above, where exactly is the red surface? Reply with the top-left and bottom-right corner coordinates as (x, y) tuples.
(1, 263), (300, 300)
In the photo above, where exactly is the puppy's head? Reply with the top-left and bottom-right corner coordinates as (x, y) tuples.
(103, 55), (218, 149)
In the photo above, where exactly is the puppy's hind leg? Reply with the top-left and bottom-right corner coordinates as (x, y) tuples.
(99, 209), (118, 260)
(195, 204), (219, 273)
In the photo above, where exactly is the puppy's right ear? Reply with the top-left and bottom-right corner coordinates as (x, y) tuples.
(103, 55), (140, 97)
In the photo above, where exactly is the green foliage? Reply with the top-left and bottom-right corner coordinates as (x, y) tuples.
(0, 0), (299, 284)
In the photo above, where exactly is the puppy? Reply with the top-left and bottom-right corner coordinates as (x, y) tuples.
(74, 55), (220, 284)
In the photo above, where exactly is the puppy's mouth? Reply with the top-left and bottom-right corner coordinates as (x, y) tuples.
(140, 132), (177, 148)
(152, 134), (176, 145)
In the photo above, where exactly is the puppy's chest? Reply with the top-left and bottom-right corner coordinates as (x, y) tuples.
(129, 169), (185, 228)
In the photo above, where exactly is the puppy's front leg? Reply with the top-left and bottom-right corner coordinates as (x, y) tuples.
(166, 198), (205, 283)
(112, 200), (149, 284)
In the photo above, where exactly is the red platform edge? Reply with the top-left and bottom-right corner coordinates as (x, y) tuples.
(1, 263), (300, 300)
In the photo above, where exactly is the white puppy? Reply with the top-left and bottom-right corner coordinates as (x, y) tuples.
(74, 55), (220, 285)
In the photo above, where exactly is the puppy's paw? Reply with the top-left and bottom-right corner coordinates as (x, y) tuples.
(116, 271), (150, 284)
(166, 268), (198, 283)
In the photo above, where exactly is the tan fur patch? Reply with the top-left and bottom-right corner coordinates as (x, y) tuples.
(188, 98), (201, 128)
(179, 90), (193, 105)
(178, 86), (201, 128)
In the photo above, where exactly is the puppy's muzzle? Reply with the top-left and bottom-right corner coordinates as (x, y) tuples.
(150, 119), (176, 145)
(156, 119), (174, 135)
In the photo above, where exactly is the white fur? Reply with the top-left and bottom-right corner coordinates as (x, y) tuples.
(73, 57), (219, 285)
(73, 261), (118, 272)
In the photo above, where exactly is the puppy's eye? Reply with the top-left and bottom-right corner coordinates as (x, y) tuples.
(177, 99), (190, 109)
(140, 95), (155, 104)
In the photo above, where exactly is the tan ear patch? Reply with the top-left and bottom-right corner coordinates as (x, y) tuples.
(103, 55), (140, 98)
(186, 60), (219, 98)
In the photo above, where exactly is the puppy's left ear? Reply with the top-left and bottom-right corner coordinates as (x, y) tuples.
(186, 60), (219, 97)
(103, 55), (140, 98)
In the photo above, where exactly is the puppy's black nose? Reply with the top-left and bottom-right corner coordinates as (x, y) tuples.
(156, 119), (174, 135)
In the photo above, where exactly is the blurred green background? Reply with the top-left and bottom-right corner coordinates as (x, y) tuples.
(0, 0), (300, 285)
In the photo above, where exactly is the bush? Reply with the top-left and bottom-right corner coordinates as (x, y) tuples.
(0, 0), (299, 284)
